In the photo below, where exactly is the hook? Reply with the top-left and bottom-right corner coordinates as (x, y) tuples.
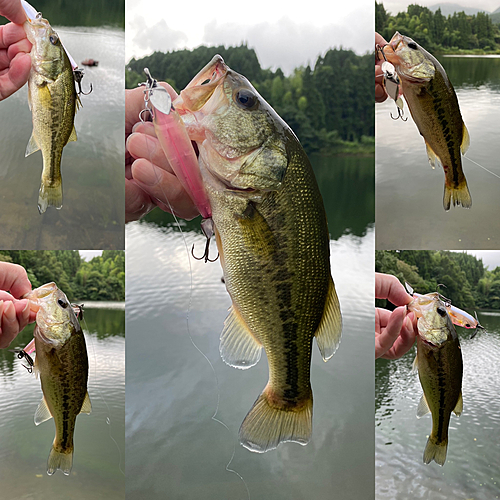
(10, 349), (34, 373)
(191, 218), (219, 263)
(74, 68), (93, 95)
(72, 303), (84, 320)
(390, 107), (407, 121)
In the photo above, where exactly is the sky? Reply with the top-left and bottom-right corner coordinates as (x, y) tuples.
(126, 0), (373, 74)
(383, 1), (500, 15)
(452, 251), (500, 270)
(79, 250), (103, 261)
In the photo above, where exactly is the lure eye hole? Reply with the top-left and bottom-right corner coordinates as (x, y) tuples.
(465, 323), (471, 328)
(57, 299), (68, 309)
(234, 89), (257, 109)
(408, 41), (418, 50)
(437, 306), (447, 317)
(49, 34), (59, 45)
(201, 79), (210, 85)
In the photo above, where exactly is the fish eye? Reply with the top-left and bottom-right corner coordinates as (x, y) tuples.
(234, 89), (257, 109)
(408, 41), (418, 50)
(57, 299), (68, 309)
(437, 306), (447, 317)
(49, 34), (59, 45)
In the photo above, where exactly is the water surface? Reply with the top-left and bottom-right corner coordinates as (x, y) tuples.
(0, 304), (125, 499)
(376, 56), (500, 249)
(0, 27), (124, 249)
(376, 311), (500, 499)
(126, 155), (375, 499)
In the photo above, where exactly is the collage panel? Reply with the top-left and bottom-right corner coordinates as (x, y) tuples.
(0, 0), (125, 250)
(0, 251), (125, 498)
(376, 250), (500, 498)
(125, 0), (375, 498)
(376, 1), (500, 250)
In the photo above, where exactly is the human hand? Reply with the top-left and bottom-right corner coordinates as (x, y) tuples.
(125, 84), (199, 223)
(375, 272), (417, 359)
(0, 262), (36, 348)
(0, 1), (32, 101)
(375, 32), (388, 103)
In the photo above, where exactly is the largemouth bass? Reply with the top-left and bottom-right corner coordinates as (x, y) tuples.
(383, 32), (471, 210)
(26, 282), (90, 475)
(24, 12), (79, 214)
(409, 292), (463, 466)
(175, 56), (342, 452)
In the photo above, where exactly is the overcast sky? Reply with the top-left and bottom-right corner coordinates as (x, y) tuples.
(126, 0), (373, 74)
(383, 1), (500, 15)
(79, 250), (102, 261)
(452, 251), (500, 270)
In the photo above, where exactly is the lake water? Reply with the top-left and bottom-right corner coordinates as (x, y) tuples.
(376, 56), (500, 249)
(376, 310), (500, 499)
(126, 155), (375, 499)
(0, 304), (125, 499)
(0, 27), (124, 250)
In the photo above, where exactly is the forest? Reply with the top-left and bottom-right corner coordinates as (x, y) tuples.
(376, 250), (500, 310)
(376, 2), (500, 53)
(0, 250), (125, 302)
(126, 44), (374, 155)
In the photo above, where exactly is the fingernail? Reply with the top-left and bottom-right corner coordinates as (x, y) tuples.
(133, 161), (161, 187)
(22, 299), (30, 314)
(4, 301), (15, 322)
(132, 122), (142, 133)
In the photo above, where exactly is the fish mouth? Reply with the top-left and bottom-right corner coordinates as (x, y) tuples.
(24, 282), (58, 313)
(174, 55), (228, 113)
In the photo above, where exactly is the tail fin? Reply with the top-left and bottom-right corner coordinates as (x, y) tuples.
(239, 386), (312, 453)
(423, 435), (448, 466)
(47, 446), (73, 476)
(38, 183), (63, 214)
(443, 182), (471, 210)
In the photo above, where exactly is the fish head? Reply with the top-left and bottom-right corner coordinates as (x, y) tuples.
(383, 32), (435, 83)
(24, 12), (68, 79)
(25, 283), (77, 348)
(408, 293), (456, 347)
(175, 56), (289, 194)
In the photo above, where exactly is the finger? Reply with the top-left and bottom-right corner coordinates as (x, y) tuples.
(127, 131), (172, 172)
(125, 178), (156, 223)
(131, 158), (199, 220)
(0, 51), (31, 100)
(375, 306), (406, 359)
(0, 262), (32, 298)
(0, 1), (28, 25)
(7, 36), (31, 59)
(0, 23), (29, 50)
(375, 32), (388, 48)
(375, 273), (412, 306)
(0, 301), (19, 348)
(386, 314), (417, 359)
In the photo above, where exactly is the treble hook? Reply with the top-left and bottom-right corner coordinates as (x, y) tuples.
(191, 218), (219, 263)
(10, 349), (34, 373)
(74, 68), (93, 95)
(72, 303), (84, 320)
(390, 107), (407, 121)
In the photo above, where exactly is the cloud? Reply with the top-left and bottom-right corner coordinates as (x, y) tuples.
(128, 15), (188, 60)
(202, 14), (373, 74)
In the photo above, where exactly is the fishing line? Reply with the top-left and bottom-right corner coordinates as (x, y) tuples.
(463, 155), (500, 180)
(138, 100), (250, 499)
(81, 314), (125, 477)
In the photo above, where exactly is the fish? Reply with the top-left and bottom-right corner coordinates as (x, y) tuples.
(25, 282), (91, 475)
(24, 11), (79, 214)
(174, 56), (342, 452)
(383, 32), (471, 210)
(408, 292), (463, 466)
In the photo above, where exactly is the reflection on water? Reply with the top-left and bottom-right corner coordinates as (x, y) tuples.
(376, 56), (500, 249)
(0, 305), (124, 499)
(376, 312), (500, 499)
(0, 28), (124, 250)
(126, 156), (375, 499)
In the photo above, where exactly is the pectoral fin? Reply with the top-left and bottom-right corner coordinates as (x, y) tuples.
(80, 391), (92, 414)
(453, 391), (463, 416)
(34, 397), (53, 425)
(314, 278), (342, 361)
(220, 306), (262, 369)
(25, 132), (40, 157)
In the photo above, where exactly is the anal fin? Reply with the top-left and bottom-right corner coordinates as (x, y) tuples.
(314, 278), (342, 361)
(453, 391), (463, 416)
(79, 391), (92, 414)
(25, 132), (40, 157)
(416, 393), (431, 418)
(34, 397), (53, 425)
